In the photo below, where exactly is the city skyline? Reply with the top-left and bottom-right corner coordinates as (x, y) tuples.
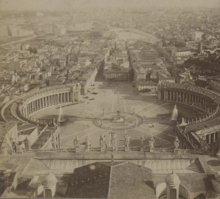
(0, 0), (219, 11)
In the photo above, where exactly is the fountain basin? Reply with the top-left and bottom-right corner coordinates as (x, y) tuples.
(93, 112), (143, 131)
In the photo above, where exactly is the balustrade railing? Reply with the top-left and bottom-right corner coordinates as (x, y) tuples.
(159, 82), (218, 100)
(22, 83), (79, 101)
(16, 146), (205, 155)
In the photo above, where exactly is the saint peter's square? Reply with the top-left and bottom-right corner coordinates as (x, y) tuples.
(0, 2), (220, 198)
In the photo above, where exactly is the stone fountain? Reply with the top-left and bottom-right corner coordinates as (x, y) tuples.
(57, 106), (66, 123)
(171, 105), (178, 121)
(93, 85), (143, 130)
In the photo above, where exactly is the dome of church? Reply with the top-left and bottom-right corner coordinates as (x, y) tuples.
(42, 172), (57, 188)
(165, 172), (181, 189)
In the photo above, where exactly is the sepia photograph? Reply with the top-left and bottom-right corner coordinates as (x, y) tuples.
(0, 0), (220, 198)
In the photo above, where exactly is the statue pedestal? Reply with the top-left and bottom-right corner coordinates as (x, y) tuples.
(174, 149), (181, 154)
(125, 147), (130, 151)
(75, 147), (80, 153)
(100, 147), (105, 152)
(112, 147), (117, 152)
(150, 149), (154, 152)
(85, 147), (90, 152)
(57, 118), (66, 123)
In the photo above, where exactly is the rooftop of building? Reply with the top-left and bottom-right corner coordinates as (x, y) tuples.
(66, 161), (154, 199)
(136, 80), (158, 85)
(19, 128), (36, 136)
(4, 121), (17, 131)
(0, 170), (17, 197)
(176, 47), (192, 52)
(18, 124), (37, 132)
(31, 130), (51, 149)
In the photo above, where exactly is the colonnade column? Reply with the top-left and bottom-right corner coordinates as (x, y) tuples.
(67, 92), (70, 102)
(29, 103), (32, 114)
(56, 94), (58, 104)
(43, 97), (45, 108)
(26, 105), (28, 116)
(213, 133), (216, 142)
(209, 134), (211, 144)
(37, 99), (39, 110)
(28, 104), (30, 116)
(40, 98), (41, 109)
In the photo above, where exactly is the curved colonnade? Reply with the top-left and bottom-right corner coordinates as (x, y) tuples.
(1, 81), (220, 152)
(0, 83), (81, 151)
(158, 83), (219, 125)
(158, 83), (220, 150)
(17, 83), (81, 126)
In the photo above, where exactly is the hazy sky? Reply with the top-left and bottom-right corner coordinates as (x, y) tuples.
(0, 0), (219, 11)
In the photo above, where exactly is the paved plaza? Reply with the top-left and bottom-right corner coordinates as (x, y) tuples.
(32, 82), (204, 149)
(111, 28), (159, 43)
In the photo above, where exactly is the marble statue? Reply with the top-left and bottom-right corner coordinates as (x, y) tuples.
(125, 135), (131, 148)
(51, 133), (56, 149)
(174, 137), (180, 149)
(73, 136), (80, 148)
(12, 142), (16, 153)
(100, 135), (107, 148)
(149, 135), (155, 150)
(84, 136), (91, 151)
(20, 141), (26, 152)
(140, 135), (145, 148)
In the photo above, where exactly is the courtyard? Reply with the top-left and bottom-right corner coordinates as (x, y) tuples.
(32, 81), (204, 150)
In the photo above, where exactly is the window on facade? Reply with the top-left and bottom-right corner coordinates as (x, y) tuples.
(45, 189), (52, 198)
(170, 189), (177, 199)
